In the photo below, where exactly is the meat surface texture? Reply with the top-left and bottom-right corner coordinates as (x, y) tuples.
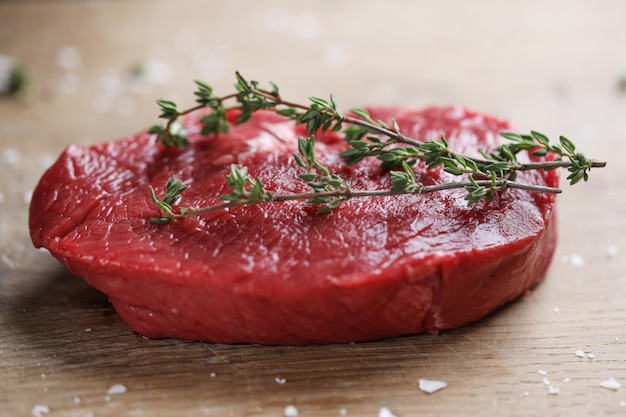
(30, 107), (559, 345)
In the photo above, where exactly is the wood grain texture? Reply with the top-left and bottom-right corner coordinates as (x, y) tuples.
(1, 1), (625, 416)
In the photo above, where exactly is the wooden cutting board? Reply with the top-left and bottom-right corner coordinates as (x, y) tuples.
(1, 1), (625, 416)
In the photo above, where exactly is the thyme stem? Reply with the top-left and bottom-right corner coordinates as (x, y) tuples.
(159, 179), (561, 221)
(146, 72), (607, 223)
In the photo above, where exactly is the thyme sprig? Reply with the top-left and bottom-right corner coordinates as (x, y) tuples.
(147, 73), (606, 223)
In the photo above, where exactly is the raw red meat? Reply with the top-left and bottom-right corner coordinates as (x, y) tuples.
(29, 107), (559, 345)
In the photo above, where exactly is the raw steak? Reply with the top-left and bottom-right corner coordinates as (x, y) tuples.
(30, 106), (559, 345)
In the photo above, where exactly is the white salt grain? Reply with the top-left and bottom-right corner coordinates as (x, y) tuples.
(98, 71), (123, 96)
(552, 306), (560, 314)
(0, 54), (15, 93)
(73, 396), (81, 404)
(569, 253), (585, 267)
(23, 189), (32, 204)
(542, 377), (551, 386)
(378, 407), (397, 417)
(522, 390), (530, 397)
(31, 404), (50, 417)
(322, 42), (352, 68)
(40, 154), (57, 169)
(56, 46), (81, 70)
(620, 400), (626, 407)
(3, 147), (21, 165)
(575, 350), (586, 358)
(1, 253), (16, 270)
(606, 246), (619, 259)
(419, 378), (447, 394)
(588, 353), (596, 359)
(107, 383), (127, 395)
(563, 378), (571, 383)
(292, 13), (321, 40)
(548, 386), (560, 395)
(284, 405), (298, 417)
(538, 370), (548, 375)
(600, 378), (621, 390)
(339, 408), (347, 416)
(142, 59), (173, 85)
(210, 372), (216, 378)
(275, 377), (286, 384)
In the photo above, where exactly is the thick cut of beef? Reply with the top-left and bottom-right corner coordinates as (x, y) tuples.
(30, 107), (559, 345)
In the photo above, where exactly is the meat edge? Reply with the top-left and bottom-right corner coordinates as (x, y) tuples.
(46, 202), (557, 345)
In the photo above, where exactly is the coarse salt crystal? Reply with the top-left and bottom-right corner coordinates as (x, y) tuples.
(339, 408), (347, 416)
(322, 42), (352, 68)
(542, 377), (551, 386)
(107, 383), (127, 395)
(209, 372), (216, 377)
(600, 378), (621, 390)
(1, 253), (16, 269)
(3, 147), (21, 165)
(548, 386), (560, 395)
(23, 189), (32, 204)
(73, 396), (81, 404)
(552, 307), (560, 314)
(275, 377), (286, 384)
(522, 390), (530, 397)
(292, 13), (321, 40)
(31, 404), (50, 417)
(606, 246), (619, 259)
(40, 154), (57, 169)
(419, 378), (447, 394)
(575, 350), (586, 358)
(588, 353), (595, 359)
(56, 46), (81, 70)
(98, 70), (123, 95)
(0, 54), (15, 92)
(538, 370), (548, 375)
(142, 59), (173, 85)
(284, 405), (298, 417)
(569, 253), (585, 268)
(620, 400), (626, 407)
(378, 407), (397, 417)
(563, 378), (571, 383)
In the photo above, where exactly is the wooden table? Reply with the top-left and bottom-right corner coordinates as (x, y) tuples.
(1, 1), (625, 416)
